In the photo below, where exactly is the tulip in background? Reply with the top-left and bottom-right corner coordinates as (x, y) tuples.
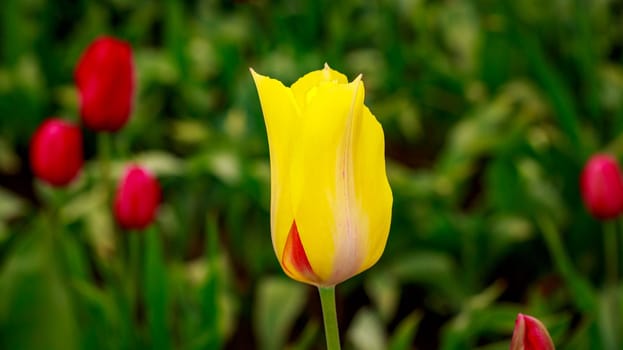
(580, 154), (623, 220)
(251, 64), (392, 349)
(114, 165), (161, 230)
(75, 36), (135, 132)
(580, 153), (623, 347)
(30, 118), (83, 187)
(510, 313), (555, 350)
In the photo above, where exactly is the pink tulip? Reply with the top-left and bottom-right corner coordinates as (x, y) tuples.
(510, 313), (555, 350)
(114, 166), (161, 230)
(580, 154), (623, 220)
(75, 36), (134, 132)
(30, 118), (83, 187)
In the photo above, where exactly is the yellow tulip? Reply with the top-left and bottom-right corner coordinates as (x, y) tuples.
(251, 64), (393, 287)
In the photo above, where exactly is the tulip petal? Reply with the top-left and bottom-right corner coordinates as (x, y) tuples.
(291, 76), (367, 284)
(291, 63), (348, 110)
(281, 221), (320, 284)
(353, 106), (393, 272)
(511, 314), (555, 350)
(250, 69), (300, 260)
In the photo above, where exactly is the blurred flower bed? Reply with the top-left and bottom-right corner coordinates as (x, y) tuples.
(1, 0), (623, 349)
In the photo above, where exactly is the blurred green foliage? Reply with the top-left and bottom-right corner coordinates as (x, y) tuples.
(2, 0), (623, 349)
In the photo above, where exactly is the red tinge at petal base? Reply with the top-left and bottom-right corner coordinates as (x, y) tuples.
(282, 221), (320, 284)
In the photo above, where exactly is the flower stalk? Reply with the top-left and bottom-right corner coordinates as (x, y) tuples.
(604, 221), (618, 287)
(318, 286), (341, 350)
(98, 132), (113, 200)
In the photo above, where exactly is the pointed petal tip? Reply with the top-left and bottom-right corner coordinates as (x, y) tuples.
(249, 67), (260, 80)
(511, 313), (555, 350)
(349, 73), (364, 94)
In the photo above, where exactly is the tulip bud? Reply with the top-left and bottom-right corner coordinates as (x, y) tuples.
(75, 36), (134, 132)
(251, 64), (392, 286)
(30, 118), (83, 187)
(580, 154), (623, 220)
(510, 313), (555, 350)
(114, 166), (161, 230)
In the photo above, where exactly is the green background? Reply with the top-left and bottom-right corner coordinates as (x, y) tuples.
(1, 0), (623, 349)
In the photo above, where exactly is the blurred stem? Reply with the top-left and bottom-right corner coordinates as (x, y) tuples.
(461, 228), (477, 292)
(538, 216), (572, 278)
(537, 215), (596, 313)
(129, 231), (141, 318)
(39, 184), (67, 258)
(604, 221), (618, 287)
(46, 186), (66, 243)
(318, 286), (341, 350)
(605, 220), (622, 349)
(145, 225), (170, 350)
(204, 212), (221, 349)
(97, 133), (113, 201)
(619, 218), (623, 277)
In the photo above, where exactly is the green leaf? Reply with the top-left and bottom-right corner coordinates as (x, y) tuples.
(72, 280), (121, 350)
(388, 311), (423, 350)
(0, 186), (28, 242)
(347, 308), (387, 350)
(440, 281), (508, 349)
(389, 251), (464, 307)
(365, 271), (400, 322)
(253, 277), (307, 350)
(199, 213), (221, 349)
(290, 320), (320, 350)
(0, 235), (79, 350)
(507, 12), (583, 155)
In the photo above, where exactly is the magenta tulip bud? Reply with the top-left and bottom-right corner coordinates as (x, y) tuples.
(75, 36), (135, 132)
(580, 154), (623, 220)
(510, 313), (555, 350)
(114, 166), (161, 230)
(29, 118), (83, 187)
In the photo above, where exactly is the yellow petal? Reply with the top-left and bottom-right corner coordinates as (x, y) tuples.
(290, 76), (367, 285)
(250, 69), (299, 261)
(353, 106), (393, 273)
(253, 66), (392, 287)
(290, 63), (348, 110)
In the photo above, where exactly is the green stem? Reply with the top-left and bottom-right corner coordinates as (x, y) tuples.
(461, 228), (477, 293)
(205, 212), (221, 349)
(41, 185), (66, 254)
(619, 218), (623, 279)
(97, 132), (113, 201)
(537, 215), (596, 313)
(318, 286), (341, 350)
(604, 221), (618, 287)
(538, 216), (572, 278)
(47, 188), (63, 243)
(605, 220), (621, 349)
(128, 231), (142, 348)
(35, 181), (66, 235)
(129, 231), (141, 316)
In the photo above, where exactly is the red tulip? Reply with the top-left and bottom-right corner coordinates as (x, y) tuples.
(75, 36), (134, 132)
(114, 165), (161, 230)
(30, 118), (83, 187)
(580, 154), (623, 220)
(510, 313), (555, 350)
